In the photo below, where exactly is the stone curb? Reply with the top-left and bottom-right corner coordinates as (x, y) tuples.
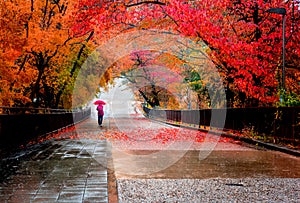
(148, 117), (300, 157)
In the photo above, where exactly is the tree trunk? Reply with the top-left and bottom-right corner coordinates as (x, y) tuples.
(138, 89), (156, 108)
(31, 67), (44, 107)
(55, 31), (94, 108)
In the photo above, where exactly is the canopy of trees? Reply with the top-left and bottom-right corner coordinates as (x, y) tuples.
(1, 0), (299, 109)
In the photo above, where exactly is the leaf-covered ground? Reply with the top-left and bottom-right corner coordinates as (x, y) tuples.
(24, 118), (237, 151)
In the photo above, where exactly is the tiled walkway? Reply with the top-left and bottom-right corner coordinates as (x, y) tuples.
(0, 139), (109, 203)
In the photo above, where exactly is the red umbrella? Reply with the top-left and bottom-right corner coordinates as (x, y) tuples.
(94, 100), (106, 105)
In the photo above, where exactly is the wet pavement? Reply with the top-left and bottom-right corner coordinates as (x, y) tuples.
(109, 117), (300, 202)
(113, 149), (300, 179)
(0, 116), (299, 202)
(0, 138), (109, 203)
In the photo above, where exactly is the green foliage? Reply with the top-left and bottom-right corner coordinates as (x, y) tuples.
(183, 71), (203, 91)
(183, 69), (210, 108)
(277, 90), (300, 107)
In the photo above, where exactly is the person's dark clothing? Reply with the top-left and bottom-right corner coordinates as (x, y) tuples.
(97, 104), (104, 126)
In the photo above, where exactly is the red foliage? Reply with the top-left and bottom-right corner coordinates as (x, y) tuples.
(72, 0), (300, 105)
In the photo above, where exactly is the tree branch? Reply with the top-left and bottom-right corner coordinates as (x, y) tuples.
(126, 0), (166, 7)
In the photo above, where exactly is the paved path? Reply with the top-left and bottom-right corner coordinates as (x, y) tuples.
(108, 117), (300, 202)
(1, 116), (300, 202)
(0, 128), (109, 202)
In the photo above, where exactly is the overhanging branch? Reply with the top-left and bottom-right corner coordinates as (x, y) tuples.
(126, 0), (166, 7)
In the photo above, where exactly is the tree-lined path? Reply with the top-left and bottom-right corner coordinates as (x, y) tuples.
(1, 0), (300, 202)
(0, 113), (299, 202)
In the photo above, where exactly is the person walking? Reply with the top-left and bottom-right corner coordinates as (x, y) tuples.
(96, 104), (104, 127)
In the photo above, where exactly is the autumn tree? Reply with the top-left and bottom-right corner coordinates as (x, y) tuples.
(108, 49), (187, 109)
(73, 0), (300, 108)
(0, 0), (100, 108)
(161, 0), (300, 106)
(0, 1), (29, 106)
(21, 0), (83, 108)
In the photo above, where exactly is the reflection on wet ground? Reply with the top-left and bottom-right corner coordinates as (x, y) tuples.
(112, 149), (300, 179)
(0, 139), (109, 203)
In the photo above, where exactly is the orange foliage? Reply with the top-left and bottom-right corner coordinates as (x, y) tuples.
(0, 0), (97, 108)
